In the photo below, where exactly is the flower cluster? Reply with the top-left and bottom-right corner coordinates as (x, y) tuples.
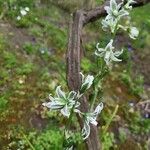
(102, 0), (139, 39)
(96, 0), (139, 66)
(42, 73), (103, 139)
(95, 39), (123, 65)
(17, 7), (30, 20)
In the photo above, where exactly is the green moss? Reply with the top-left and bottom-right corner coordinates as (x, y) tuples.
(128, 112), (150, 134)
(16, 62), (35, 75)
(23, 42), (38, 54)
(101, 132), (116, 150)
(0, 69), (9, 85)
(3, 51), (17, 68)
(45, 23), (67, 51)
(120, 71), (144, 96)
(0, 96), (8, 112)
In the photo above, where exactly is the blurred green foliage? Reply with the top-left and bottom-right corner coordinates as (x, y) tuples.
(0, 96), (8, 112)
(101, 132), (115, 150)
(120, 70), (144, 96)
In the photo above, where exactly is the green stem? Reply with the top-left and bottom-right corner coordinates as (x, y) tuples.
(112, 20), (119, 39)
(103, 105), (119, 134)
(62, 98), (79, 148)
(90, 59), (106, 111)
(21, 131), (36, 150)
(90, 81), (100, 111)
(67, 100), (78, 128)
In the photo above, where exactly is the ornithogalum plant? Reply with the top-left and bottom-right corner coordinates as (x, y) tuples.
(42, 0), (139, 149)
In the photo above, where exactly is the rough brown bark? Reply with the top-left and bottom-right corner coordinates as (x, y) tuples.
(66, 10), (101, 150)
(66, 0), (150, 150)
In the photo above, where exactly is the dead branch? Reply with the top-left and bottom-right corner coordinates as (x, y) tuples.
(83, 0), (150, 25)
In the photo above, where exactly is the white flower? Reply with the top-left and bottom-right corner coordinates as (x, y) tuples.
(104, 0), (129, 20)
(101, 18), (118, 33)
(82, 102), (103, 139)
(20, 9), (27, 16)
(95, 39), (123, 65)
(102, 0), (129, 33)
(42, 86), (80, 117)
(129, 27), (139, 40)
(17, 16), (21, 20)
(80, 73), (94, 94)
(25, 7), (30, 12)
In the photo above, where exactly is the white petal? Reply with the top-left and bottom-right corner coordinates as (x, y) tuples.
(61, 105), (70, 117)
(105, 14), (112, 20)
(104, 6), (111, 14)
(125, 0), (136, 10)
(74, 108), (81, 115)
(118, 1), (123, 9)
(75, 101), (80, 108)
(67, 91), (77, 100)
(110, 0), (117, 11)
(56, 86), (66, 99)
(85, 75), (94, 89)
(114, 49), (123, 57)
(25, 7), (30, 12)
(49, 94), (55, 101)
(80, 72), (85, 82)
(105, 39), (114, 51)
(129, 27), (139, 39)
(76, 91), (83, 99)
(118, 9), (129, 18)
(104, 51), (111, 65)
(111, 53), (122, 62)
(43, 101), (63, 109)
(20, 9), (27, 16)
(93, 102), (104, 116)
(96, 44), (106, 53)
(89, 118), (98, 126)
(95, 50), (105, 57)
(17, 16), (21, 20)
(96, 43), (100, 50)
(82, 120), (90, 140)
(80, 75), (94, 93)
